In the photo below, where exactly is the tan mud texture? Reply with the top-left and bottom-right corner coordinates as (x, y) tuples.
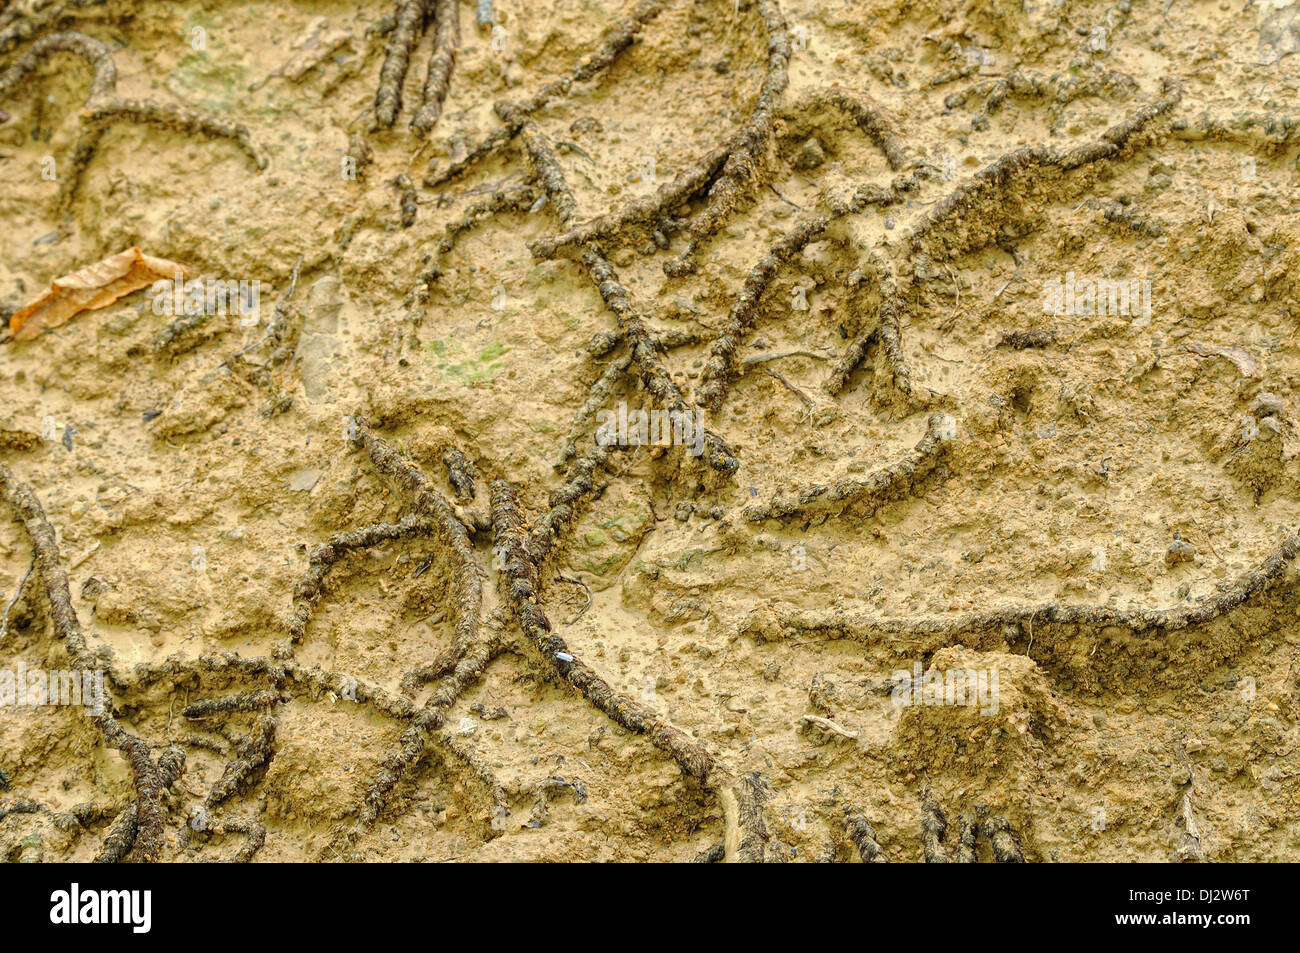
(0, 0), (1298, 864)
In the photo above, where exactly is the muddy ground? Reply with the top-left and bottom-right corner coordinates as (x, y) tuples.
(0, 0), (1298, 862)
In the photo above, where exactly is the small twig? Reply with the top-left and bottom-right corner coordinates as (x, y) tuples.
(230, 257), (304, 360)
(555, 573), (594, 623)
(741, 350), (829, 365)
(556, 140), (595, 162)
(767, 184), (803, 209)
(763, 367), (814, 408)
(68, 540), (100, 571)
(801, 714), (858, 739)
(0, 559), (34, 641)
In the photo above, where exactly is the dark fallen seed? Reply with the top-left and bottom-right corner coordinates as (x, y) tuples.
(998, 328), (1056, 349)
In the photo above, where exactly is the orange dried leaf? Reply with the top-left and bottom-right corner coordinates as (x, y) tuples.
(9, 247), (191, 341)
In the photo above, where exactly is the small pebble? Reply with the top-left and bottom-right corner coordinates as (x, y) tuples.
(791, 137), (826, 171)
(1253, 392), (1285, 417)
(1166, 538), (1196, 565)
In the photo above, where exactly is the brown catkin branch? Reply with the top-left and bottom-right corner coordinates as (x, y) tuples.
(399, 642), (464, 694)
(663, 0), (790, 277)
(729, 771), (770, 862)
(0, 30), (117, 103)
(301, 426), (504, 856)
(140, 634), (499, 861)
(744, 532), (1300, 641)
(289, 422), (500, 847)
(425, 179), (538, 279)
(956, 813), (978, 863)
(823, 88), (1182, 400)
(350, 421), (483, 660)
(491, 478), (715, 782)
(436, 731), (510, 821)
(554, 350), (632, 469)
(441, 447), (477, 499)
(998, 328), (1056, 349)
(62, 97), (265, 210)
(824, 326), (878, 396)
(516, 121), (738, 475)
(516, 119), (579, 222)
(582, 246), (739, 474)
(410, 0), (459, 135)
(0, 1), (113, 54)
(206, 714), (277, 806)
(394, 172), (418, 227)
(906, 144), (1054, 252)
(908, 86), (1181, 252)
(230, 256), (304, 373)
(424, 125), (519, 189)
(494, 472), (767, 858)
(124, 652), (418, 723)
(871, 286), (915, 407)
(981, 814), (1025, 863)
(0, 4), (59, 54)
(694, 842), (726, 863)
(921, 793), (949, 863)
(83, 98), (265, 169)
(804, 87), (909, 170)
(286, 516), (433, 643)
(215, 817), (266, 863)
(528, 135), (736, 260)
(182, 690), (286, 720)
(697, 213), (835, 409)
(94, 746), (185, 864)
(426, 0), (666, 187)
(331, 628), (504, 856)
(374, 0), (426, 127)
(1169, 111), (1300, 152)
(822, 245), (909, 399)
(528, 444), (617, 564)
(965, 66), (1138, 131)
(846, 811), (890, 862)
(742, 413), (954, 522)
(533, 90), (917, 263)
(0, 465), (172, 863)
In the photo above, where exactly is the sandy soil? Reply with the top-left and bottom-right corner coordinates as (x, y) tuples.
(1, 0), (1299, 862)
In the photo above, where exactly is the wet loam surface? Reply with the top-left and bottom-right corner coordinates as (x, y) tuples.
(0, 0), (1298, 862)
